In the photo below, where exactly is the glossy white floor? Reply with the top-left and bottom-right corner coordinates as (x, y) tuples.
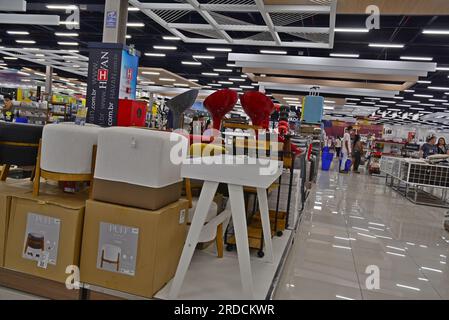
(275, 167), (449, 300)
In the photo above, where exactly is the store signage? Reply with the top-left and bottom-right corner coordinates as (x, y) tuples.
(86, 44), (140, 127)
(105, 11), (117, 28)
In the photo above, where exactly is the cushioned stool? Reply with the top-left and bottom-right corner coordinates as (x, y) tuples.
(92, 127), (189, 210)
(0, 122), (43, 181)
(33, 123), (101, 196)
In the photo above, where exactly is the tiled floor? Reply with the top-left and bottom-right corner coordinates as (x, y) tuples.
(275, 167), (449, 300)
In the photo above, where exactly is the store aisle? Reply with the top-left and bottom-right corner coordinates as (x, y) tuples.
(275, 171), (449, 300)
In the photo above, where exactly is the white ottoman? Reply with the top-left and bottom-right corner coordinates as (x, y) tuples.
(93, 127), (189, 210)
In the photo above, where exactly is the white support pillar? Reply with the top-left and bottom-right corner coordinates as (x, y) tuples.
(103, 0), (128, 44)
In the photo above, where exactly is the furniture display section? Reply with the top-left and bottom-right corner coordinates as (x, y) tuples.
(169, 155), (283, 299)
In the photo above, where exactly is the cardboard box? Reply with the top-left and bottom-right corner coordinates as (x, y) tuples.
(92, 178), (182, 211)
(0, 179), (38, 267)
(80, 199), (188, 298)
(4, 189), (87, 283)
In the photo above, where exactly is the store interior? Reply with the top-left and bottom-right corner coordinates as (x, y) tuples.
(0, 0), (448, 300)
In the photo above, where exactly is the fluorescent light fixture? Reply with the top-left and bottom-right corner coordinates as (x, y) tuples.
(346, 98), (361, 101)
(423, 29), (449, 35)
(207, 48), (232, 52)
(218, 81), (233, 85)
(126, 35), (132, 39)
(410, 107), (425, 110)
(401, 56), (433, 61)
(127, 22), (144, 27)
(159, 78), (176, 82)
(365, 97), (381, 100)
(68, 49), (79, 53)
(59, 21), (79, 26)
(431, 107), (446, 110)
(3, 57), (17, 60)
(357, 233), (377, 239)
(417, 80), (432, 84)
(7, 31), (29, 35)
(163, 36), (181, 41)
(420, 266), (442, 273)
(397, 104), (411, 107)
(208, 83), (221, 87)
(369, 43), (405, 48)
(376, 105), (388, 108)
(141, 71), (160, 75)
(403, 100), (420, 104)
(188, 79), (198, 82)
(330, 53), (360, 58)
(393, 96), (404, 100)
(229, 78), (245, 82)
(213, 69), (232, 72)
(335, 28), (369, 33)
(17, 71), (30, 76)
(202, 72), (219, 76)
(332, 245), (351, 250)
(57, 42), (78, 46)
(436, 66), (449, 71)
(174, 83), (189, 87)
(46, 5), (78, 10)
(379, 100), (396, 104)
(241, 75), (248, 78)
(227, 63), (237, 67)
(55, 32), (78, 37)
(324, 100), (336, 104)
(361, 101), (375, 105)
(260, 50), (287, 55)
(414, 94), (433, 98)
(15, 40), (35, 44)
(182, 61), (201, 66)
(230, 87), (242, 91)
(429, 86), (449, 91)
(387, 251), (406, 257)
(240, 85), (254, 89)
(396, 284), (420, 291)
(34, 72), (46, 76)
(145, 52), (166, 57)
(324, 106), (334, 110)
(193, 55), (215, 59)
(430, 99), (448, 102)
(128, 6), (139, 11)
(153, 45), (176, 50)
(404, 89), (415, 93)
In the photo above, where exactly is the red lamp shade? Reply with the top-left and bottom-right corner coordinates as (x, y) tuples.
(203, 89), (238, 130)
(240, 91), (274, 129)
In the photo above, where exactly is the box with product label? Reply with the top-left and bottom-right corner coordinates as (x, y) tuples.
(80, 198), (188, 298)
(0, 179), (35, 267)
(4, 189), (87, 283)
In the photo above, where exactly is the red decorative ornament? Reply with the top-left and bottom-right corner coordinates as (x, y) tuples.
(203, 89), (238, 130)
(240, 91), (274, 129)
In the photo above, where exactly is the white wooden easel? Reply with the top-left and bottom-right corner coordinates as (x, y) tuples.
(169, 155), (283, 299)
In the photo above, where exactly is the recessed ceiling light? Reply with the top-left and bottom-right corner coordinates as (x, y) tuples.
(55, 32), (79, 37)
(46, 5), (78, 10)
(414, 94), (433, 98)
(330, 53), (360, 58)
(153, 45), (176, 50)
(128, 6), (139, 11)
(401, 56), (433, 61)
(162, 36), (181, 41)
(207, 48), (232, 52)
(57, 42), (78, 46)
(423, 29), (449, 35)
(429, 86), (449, 91)
(369, 43), (405, 48)
(193, 55), (215, 60)
(59, 21), (79, 26)
(159, 78), (176, 82)
(214, 68), (232, 72)
(144, 52), (166, 57)
(15, 40), (35, 44)
(141, 71), (160, 75)
(335, 28), (369, 33)
(182, 61), (201, 66)
(229, 78), (245, 82)
(202, 72), (219, 76)
(7, 31), (29, 35)
(127, 22), (144, 27)
(260, 50), (287, 55)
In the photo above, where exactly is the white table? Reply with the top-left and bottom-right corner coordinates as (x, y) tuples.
(169, 155), (283, 299)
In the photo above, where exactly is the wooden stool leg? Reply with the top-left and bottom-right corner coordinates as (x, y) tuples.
(185, 178), (193, 209)
(33, 140), (42, 197)
(216, 223), (224, 258)
(0, 165), (10, 181)
(30, 166), (36, 182)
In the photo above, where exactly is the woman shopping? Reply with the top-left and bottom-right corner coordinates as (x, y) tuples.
(352, 135), (363, 174)
(437, 137), (449, 155)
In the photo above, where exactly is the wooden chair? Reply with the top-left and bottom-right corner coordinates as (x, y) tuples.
(185, 142), (226, 258)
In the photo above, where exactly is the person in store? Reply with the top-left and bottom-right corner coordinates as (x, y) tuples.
(437, 137), (449, 155)
(421, 135), (438, 158)
(1, 95), (14, 122)
(352, 134), (364, 174)
(335, 136), (342, 158)
(340, 126), (354, 173)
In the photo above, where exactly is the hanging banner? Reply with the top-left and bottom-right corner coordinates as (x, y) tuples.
(86, 43), (139, 127)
